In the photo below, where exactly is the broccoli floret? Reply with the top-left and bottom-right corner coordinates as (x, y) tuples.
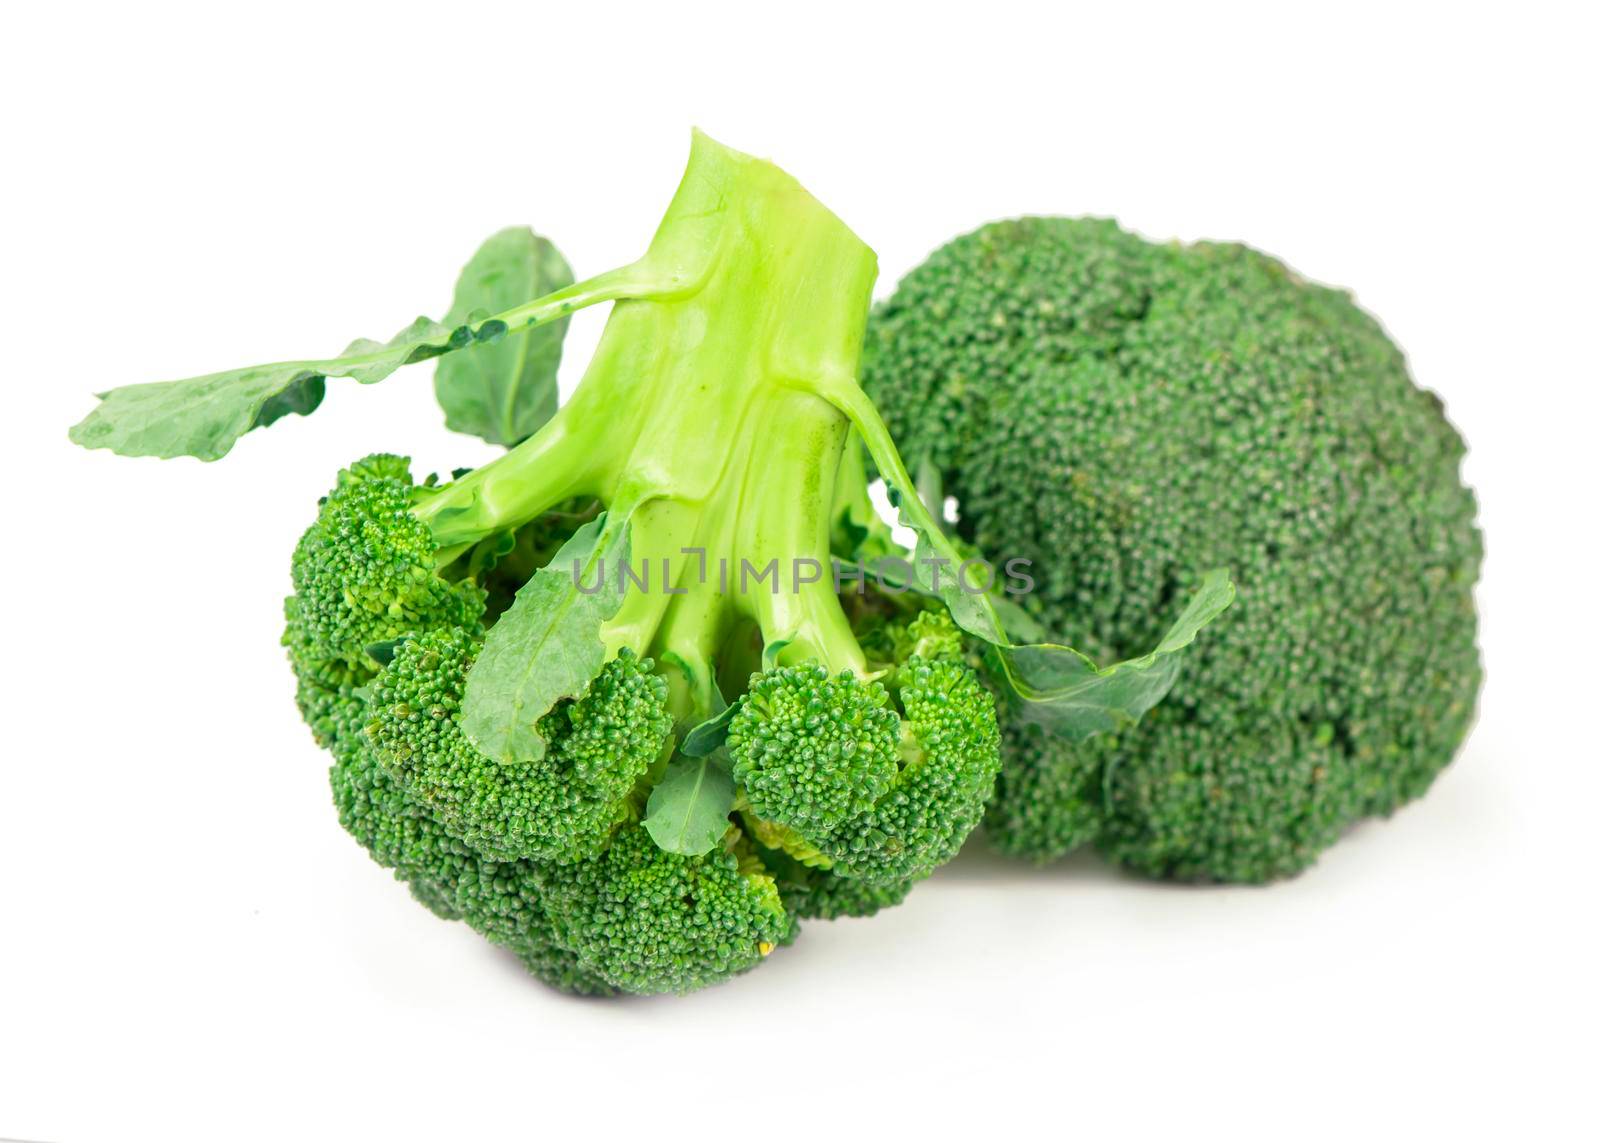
(286, 454), (484, 669)
(728, 666), (900, 839)
(326, 137), (998, 993)
(365, 628), (669, 862)
(862, 217), (1483, 882)
(534, 825), (790, 994)
(282, 637), (370, 755)
(728, 651), (999, 884)
(890, 609), (967, 665)
(840, 655), (999, 880)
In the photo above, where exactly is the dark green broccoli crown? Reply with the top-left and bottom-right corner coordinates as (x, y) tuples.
(728, 651), (1001, 885)
(863, 217), (1483, 882)
(287, 455), (484, 669)
(366, 628), (671, 863)
(533, 824), (791, 994)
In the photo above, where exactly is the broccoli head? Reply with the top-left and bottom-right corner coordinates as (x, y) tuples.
(862, 217), (1482, 883)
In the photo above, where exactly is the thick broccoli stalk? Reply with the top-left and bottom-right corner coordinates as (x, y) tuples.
(861, 217), (1483, 883)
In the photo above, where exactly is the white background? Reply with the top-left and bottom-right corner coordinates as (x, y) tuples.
(4, 3), (1596, 1140)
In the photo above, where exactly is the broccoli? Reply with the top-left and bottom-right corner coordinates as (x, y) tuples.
(272, 136), (1006, 994)
(862, 217), (1482, 883)
(69, 138), (1230, 994)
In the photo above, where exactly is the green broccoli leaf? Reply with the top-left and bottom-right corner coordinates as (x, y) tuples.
(66, 317), (451, 461)
(68, 262), (655, 461)
(461, 510), (631, 763)
(992, 569), (1235, 738)
(643, 752), (736, 856)
(363, 638), (409, 667)
(252, 373), (327, 428)
(986, 591), (1051, 645)
(680, 703), (738, 758)
(900, 485), (1234, 738)
(462, 529), (519, 581)
(818, 375), (1235, 742)
(436, 227), (575, 447)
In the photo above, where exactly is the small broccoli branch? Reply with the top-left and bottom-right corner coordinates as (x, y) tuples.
(413, 424), (609, 562)
(830, 429), (902, 563)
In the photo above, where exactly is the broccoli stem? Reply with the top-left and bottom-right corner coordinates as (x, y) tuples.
(733, 388), (865, 675)
(416, 417), (610, 554)
(414, 130), (880, 720)
(802, 370), (948, 554)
